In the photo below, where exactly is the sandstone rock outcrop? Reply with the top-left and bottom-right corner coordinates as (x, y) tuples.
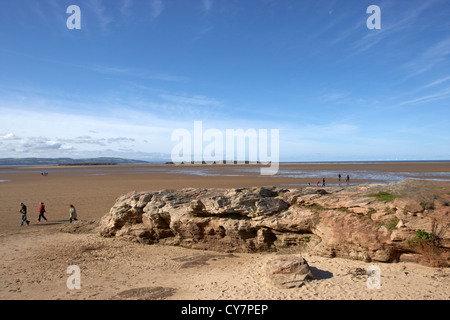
(99, 180), (450, 267)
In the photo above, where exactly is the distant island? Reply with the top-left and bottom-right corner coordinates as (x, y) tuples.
(0, 157), (149, 166)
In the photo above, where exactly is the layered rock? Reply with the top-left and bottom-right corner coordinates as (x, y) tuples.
(264, 255), (316, 288)
(99, 180), (450, 267)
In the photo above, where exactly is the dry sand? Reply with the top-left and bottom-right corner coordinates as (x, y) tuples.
(0, 163), (449, 300)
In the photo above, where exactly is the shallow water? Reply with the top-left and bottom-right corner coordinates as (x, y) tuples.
(216, 168), (450, 183)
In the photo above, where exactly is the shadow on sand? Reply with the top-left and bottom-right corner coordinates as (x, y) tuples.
(310, 267), (333, 280)
(33, 220), (67, 226)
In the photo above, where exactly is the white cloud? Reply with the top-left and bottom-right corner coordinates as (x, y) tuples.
(0, 133), (20, 140)
(0, 98), (189, 160)
(15, 137), (65, 154)
(60, 136), (107, 146)
(107, 137), (135, 144)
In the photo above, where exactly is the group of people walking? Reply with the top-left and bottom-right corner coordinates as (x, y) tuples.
(19, 202), (78, 226)
(338, 174), (351, 183)
(311, 174), (350, 187)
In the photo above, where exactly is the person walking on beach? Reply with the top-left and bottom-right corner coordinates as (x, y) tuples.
(346, 175), (350, 183)
(322, 178), (326, 187)
(19, 203), (30, 226)
(316, 180), (320, 186)
(69, 204), (78, 223)
(38, 202), (48, 222)
(338, 174), (341, 182)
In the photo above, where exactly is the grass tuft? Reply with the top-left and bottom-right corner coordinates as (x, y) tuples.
(367, 191), (401, 202)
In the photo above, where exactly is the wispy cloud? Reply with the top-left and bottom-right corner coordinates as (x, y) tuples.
(120, 0), (133, 17)
(317, 91), (349, 104)
(399, 87), (450, 106)
(282, 122), (359, 142)
(420, 76), (450, 89)
(350, 1), (434, 56)
(202, 0), (213, 13)
(159, 93), (220, 106)
(86, 0), (113, 30)
(56, 136), (136, 148)
(150, 0), (164, 20)
(89, 64), (188, 83)
(193, 25), (214, 41)
(403, 37), (450, 78)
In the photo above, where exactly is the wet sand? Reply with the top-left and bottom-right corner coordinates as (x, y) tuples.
(0, 162), (449, 300)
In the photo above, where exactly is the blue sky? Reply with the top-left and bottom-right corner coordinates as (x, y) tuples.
(0, 0), (449, 162)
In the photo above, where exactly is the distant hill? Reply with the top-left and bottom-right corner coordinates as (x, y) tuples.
(0, 157), (149, 166)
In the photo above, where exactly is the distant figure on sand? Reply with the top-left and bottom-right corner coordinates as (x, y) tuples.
(316, 180), (319, 186)
(346, 175), (350, 183)
(338, 174), (341, 182)
(20, 203), (30, 226)
(322, 178), (326, 187)
(38, 202), (48, 222)
(69, 204), (78, 223)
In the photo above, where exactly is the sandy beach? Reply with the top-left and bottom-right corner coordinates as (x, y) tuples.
(0, 162), (449, 301)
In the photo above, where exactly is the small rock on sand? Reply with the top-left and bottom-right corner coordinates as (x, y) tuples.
(265, 255), (316, 288)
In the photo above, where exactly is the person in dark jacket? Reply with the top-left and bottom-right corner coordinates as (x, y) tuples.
(69, 204), (78, 223)
(20, 203), (30, 226)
